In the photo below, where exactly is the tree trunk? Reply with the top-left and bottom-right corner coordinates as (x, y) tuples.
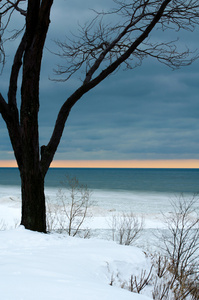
(0, 0), (54, 233)
(20, 167), (46, 233)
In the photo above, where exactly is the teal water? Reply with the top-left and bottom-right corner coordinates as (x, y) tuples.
(0, 167), (199, 193)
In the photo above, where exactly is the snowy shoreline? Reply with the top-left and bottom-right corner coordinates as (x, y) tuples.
(0, 192), (167, 233)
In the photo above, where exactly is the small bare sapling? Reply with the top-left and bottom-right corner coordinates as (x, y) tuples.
(108, 212), (144, 245)
(46, 176), (92, 236)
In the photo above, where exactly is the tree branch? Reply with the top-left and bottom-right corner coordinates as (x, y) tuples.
(83, 10), (150, 84)
(0, 92), (23, 168)
(0, 92), (8, 120)
(86, 0), (174, 88)
(34, 0), (54, 55)
(55, 0), (199, 84)
(21, 0), (54, 118)
(40, 0), (172, 174)
(0, 0), (26, 16)
(8, 31), (27, 107)
(0, 1), (26, 70)
(6, 0), (27, 16)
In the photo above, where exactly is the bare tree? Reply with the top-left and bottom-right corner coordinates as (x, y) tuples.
(46, 176), (92, 236)
(57, 176), (91, 236)
(0, 1), (199, 232)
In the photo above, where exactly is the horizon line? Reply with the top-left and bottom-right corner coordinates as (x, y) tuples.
(0, 159), (199, 168)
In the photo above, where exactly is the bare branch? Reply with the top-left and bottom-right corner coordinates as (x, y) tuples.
(136, 40), (199, 69)
(0, 0), (26, 70)
(0, 0), (26, 16)
(0, 92), (8, 120)
(8, 31), (27, 107)
(53, 0), (199, 84)
(0, 91), (23, 167)
(6, 0), (26, 16)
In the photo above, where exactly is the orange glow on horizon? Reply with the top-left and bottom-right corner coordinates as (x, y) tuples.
(50, 159), (199, 168)
(1, 159), (199, 168)
(0, 160), (18, 168)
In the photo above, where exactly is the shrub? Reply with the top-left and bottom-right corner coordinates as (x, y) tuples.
(108, 212), (144, 245)
(46, 176), (92, 237)
(158, 195), (199, 299)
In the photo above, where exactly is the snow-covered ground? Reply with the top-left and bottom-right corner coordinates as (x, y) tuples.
(0, 195), (161, 300)
(0, 227), (154, 300)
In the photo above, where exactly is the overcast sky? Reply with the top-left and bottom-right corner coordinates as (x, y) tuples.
(1, 0), (199, 162)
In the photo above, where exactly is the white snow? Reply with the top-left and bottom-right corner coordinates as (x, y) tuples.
(0, 195), (155, 300)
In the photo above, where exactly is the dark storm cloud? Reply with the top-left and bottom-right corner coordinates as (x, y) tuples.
(1, 0), (199, 161)
(49, 59), (199, 160)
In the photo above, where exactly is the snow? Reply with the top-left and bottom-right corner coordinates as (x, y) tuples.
(0, 196), (154, 300)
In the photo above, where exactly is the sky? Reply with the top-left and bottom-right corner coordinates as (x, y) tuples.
(0, 0), (199, 168)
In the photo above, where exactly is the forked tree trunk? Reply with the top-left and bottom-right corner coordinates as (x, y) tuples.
(20, 167), (46, 233)
(0, 1), (53, 233)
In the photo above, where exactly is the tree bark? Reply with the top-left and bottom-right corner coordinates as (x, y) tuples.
(20, 167), (46, 232)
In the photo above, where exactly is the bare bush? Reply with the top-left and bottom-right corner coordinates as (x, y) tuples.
(151, 253), (170, 279)
(46, 197), (60, 232)
(0, 218), (20, 231)
(152, 277), (171, 300)
(46, 176), (92, 237)
(106, 261), (153, 295)
(128, 266), (153, 293)
(108, 212), (144, 245)
(158, 195), (199, 299)
(0, 219), (7, 231)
